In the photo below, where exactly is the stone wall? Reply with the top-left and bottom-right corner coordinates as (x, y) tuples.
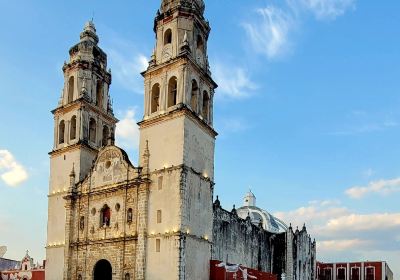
(212, 200), (286, 274)
(287, 226), (317, 280)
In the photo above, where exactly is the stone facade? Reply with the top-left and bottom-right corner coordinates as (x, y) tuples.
(46, 1), (317, 280)
(62, 145), (149, 280)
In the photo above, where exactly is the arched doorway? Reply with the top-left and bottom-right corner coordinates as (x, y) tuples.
(93, 259), (112, 280)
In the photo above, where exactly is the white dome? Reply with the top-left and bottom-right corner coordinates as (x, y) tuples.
(237, 192), (288, 234)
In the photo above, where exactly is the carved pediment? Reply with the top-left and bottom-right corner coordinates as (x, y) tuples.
(80, 145), (138, 192)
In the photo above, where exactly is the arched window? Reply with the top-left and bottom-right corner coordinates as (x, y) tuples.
(191, 80), (198, 112)
(59, 120), (65, 144)
(89, 118), (96, 143)
(70, 116), (77, 140)
(125, 273), (130, 280)
(127, 208), (133, 223)
(100, 205), (111, 227)
(102, 126), (110, 146)
(68, 76), (74, 103)
(202, 91), (209, 122)
(151, 84), (160, 114)
(164, 29), (172, 45)
(337, 268), (346, 280)
(167, 77), (177, 108)
(96, 81), (103, 109)
(196, 35), (205, 66)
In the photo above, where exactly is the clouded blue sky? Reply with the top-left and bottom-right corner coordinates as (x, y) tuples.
(0, 0), (399, 278)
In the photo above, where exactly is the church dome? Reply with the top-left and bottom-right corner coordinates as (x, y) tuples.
(237, 191), (288, 234)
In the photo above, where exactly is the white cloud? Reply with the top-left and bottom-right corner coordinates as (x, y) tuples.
(321, 213), (400, 233)
(0, 150), (28, 187)
(115, 108), (140, 152)
(318, 239), (371, 252)
(301, 0), (356, 20)
(213, 63), (258, 99)
(275, 200), (349, 229)
(108, 50), (148, 94)
(345, 177), (400, 199)
(243, 6), (293, 59)
(242, 0), (356, 59)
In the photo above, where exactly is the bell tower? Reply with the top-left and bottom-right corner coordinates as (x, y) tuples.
(46, 21), (117, 280)
(139, 0), (218, 279)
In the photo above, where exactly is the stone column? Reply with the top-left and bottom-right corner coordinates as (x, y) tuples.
(63, 197), (75, 280)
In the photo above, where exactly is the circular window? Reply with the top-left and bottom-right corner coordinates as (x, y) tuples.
(105, 161), (111, 169)
(91, 208), (96, 216)
(115, 203), (121, 212)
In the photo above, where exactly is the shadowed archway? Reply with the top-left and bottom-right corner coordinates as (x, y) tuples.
(93, 259), (112, 280)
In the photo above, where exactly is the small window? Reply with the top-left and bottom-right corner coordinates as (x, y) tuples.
(191, 80), (198, 112)
(202, 91), (210, 122)
(125, 273), (130, 280)
(157, 210), (162, 223)
(100, 205), (111, 227)
(158, 176), (163, 190)
(164, 29), (172, 45)
(102, 126), (110, 146)
(197, 35), (204, 52)
(168, 77), (177, 108)
(156, 239), (161, 252)
(366, 267), (374, 280)
(151, 84), (160, 114)
(68, 76), (74, 103)
(127, 208), (133, 223)
(351, 267), (360, 280)
(70, 116), (77, 140)
(96, 81), (103, 109)
(323, 268), (332, 280)
(89, 118), (96, 143)
(78, 275), (82, 280)
(337, 268), (346, 280)
(25, 264), (28, 271)
(59, 120), (65, 144)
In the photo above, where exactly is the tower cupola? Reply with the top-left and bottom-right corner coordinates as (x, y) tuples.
(160, 0), (205, 15)
(243, 190), (256, 207)
(80, 20), (99, 44)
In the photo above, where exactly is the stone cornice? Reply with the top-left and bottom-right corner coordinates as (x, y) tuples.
(142, 52), (218, 89)
(147, 230), (212, 244)
(52, 98), (118, 123)
(138, 104), (218, 138)
(149, 164), (214, 185)
(49, 141), (98, 157)
(69, 235), (138, 247)
(70, 180), (143, 199)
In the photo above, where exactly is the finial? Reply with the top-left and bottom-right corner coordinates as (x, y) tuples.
(213, 195), (221, 208)
(70, 163), (75, 177)
(231, 204), (237, 215)
(142, 140), (150, 176)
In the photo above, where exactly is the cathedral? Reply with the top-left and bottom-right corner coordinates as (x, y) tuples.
(45, 0), (316, 280)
